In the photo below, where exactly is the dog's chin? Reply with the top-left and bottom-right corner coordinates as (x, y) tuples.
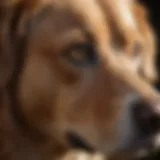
(66, 131), (156, 159)
(66, 125), (159, 160)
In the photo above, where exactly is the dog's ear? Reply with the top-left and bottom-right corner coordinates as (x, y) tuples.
(0, 1), (15, 89)
(0, 0), (39, 89)
(12, 0), (39, 10)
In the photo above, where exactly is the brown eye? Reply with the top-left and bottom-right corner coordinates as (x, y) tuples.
(63, 43), (97, 67)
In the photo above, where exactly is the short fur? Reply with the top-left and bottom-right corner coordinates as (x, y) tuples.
(0, 0), (159, 160)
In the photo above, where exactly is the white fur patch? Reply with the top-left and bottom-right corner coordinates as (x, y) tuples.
(117, 1), (137, 28)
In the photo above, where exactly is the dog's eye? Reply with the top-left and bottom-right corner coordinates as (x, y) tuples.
(63, 43), (97, 67)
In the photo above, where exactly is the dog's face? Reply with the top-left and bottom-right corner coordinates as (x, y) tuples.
(1, 0), (159, 159)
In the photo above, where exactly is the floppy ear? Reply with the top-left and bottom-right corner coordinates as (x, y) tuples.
(0, 0), (39, 89)
(11, 0), (39, 10)
(0, 1), (16, 89)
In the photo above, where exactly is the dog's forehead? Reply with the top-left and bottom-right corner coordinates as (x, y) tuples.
(31, 0), (92, 29)
(27, 4), (89, 53)
(29, 0), (106, 44)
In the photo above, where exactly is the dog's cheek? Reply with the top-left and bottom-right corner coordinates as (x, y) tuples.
(17, 54), (59, 132)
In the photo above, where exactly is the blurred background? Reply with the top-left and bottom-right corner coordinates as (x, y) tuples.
(138, 1), (160, 159)
(140, 0), (160, 80)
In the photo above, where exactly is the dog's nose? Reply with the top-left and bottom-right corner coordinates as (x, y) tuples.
(132, 101), (160, 135)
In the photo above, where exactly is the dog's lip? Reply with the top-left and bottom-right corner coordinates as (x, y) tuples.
(66, 130), (160, 158)
(66, 131), (94, 152)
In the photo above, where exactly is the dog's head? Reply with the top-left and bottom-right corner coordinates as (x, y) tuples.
(0, 0), (160, 159)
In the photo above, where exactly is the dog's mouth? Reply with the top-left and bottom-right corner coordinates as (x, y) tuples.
(66, 131), (160, 160)
(66, 132), (94, 152)
(65, 101), (160, 159)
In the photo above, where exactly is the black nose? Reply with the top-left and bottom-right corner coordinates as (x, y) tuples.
(132, 101), (160, 135)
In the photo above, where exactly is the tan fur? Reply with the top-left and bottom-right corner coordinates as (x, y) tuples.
(0, 0), (159, 160)
(132, 2), (157, 82)
(98, 0), (157, 83)
(57, 0), (160, 103)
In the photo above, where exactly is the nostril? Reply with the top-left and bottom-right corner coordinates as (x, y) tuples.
(132, 101), (160, 135)
(66, 132), (94, 152)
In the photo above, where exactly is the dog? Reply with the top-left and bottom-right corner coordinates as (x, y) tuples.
(0, 0), (159, 160)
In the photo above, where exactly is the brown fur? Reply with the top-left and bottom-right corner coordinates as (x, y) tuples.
(98, 0), (157, 83)
(132, 2), (157, 82)
(0, 0), (159, 160)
